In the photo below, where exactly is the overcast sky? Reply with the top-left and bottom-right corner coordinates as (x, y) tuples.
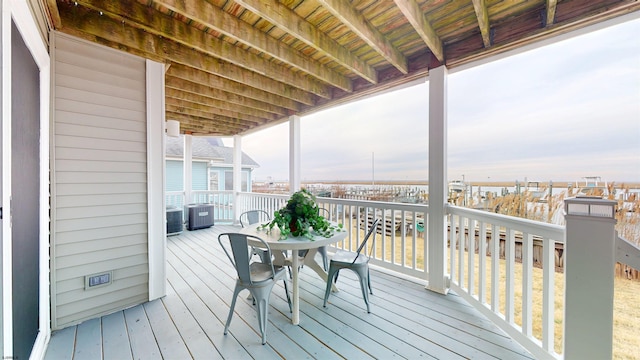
(226, 17), (640, 184)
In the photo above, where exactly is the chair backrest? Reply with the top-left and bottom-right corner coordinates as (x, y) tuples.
(239, 210), (271, 227)
(218, 233), (275, 284)
(318, 207), (330, 219)
(353, 218), (380, 264)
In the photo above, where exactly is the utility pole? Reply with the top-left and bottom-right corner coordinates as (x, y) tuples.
(372, 152), (375, 186)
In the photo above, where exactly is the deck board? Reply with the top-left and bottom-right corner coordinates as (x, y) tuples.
(123, 305), (162, 359)
(73, 318), (102, 360)
(101, 311), (133, 360)
(142, 298), (192, 359)
(45, 224), (535, 359)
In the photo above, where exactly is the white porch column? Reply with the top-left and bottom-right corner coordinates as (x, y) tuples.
(427, 65), (449, 294)
(289, 115), (301, 193)
(183, 134), (193, 204)
(232, 135), (242, 224)
(146, 59), (166, 301)
(563, 197), (617, 360)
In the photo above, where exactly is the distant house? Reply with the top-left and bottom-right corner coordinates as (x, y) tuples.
(165, 136), (259, 193)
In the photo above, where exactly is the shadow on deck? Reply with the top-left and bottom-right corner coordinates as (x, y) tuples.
(45, 224), (534, 359)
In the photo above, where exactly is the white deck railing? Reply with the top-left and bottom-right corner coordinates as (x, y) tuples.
(165, 190), (640, 359)
(240, 193), (431, 278)
(447, 205), (565, 359)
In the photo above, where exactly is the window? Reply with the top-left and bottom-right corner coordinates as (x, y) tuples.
(224, 170), (248, 191)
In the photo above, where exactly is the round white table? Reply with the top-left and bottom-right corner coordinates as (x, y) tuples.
(239, 222), (347, 325)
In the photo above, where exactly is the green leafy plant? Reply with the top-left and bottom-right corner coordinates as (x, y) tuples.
(258, 189), (343, 239)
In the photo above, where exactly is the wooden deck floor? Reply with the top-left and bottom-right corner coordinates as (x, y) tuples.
(45, 225), (534, 359)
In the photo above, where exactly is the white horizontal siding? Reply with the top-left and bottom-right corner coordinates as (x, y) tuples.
(55, 194), (148, 208)
(56, 107), (145, 128)
(55, 171), (148, 184)
(55, 159), (147, 173)
(55, 135), (147, 153)
(55, 44), (145, 81)
(56, 214), (148, 233)
(55, 264), (148, 293)
(56, 203), (148, 220)
(55, 224), (148, 245)
(52, 33), (149, 329)
(56, 292), (149, 328)
(55, 236), (147, 258)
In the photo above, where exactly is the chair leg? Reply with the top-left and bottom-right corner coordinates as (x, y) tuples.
(355, 269), (371, 313)
(323, 267), (339, 308)
(367, 268), (373, 294)
(255, 296), (269, 345)
(252, 283), (275, 345)
(283, 278), (292, 313)
(224, 285), (242, 335)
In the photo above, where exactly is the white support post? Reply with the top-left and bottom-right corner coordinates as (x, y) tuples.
(563, 197), (617, 360)
(183, 134), (192, 204)
(427, 65), (449, 294)
(289, 115), (301, 193)
(146, 59), (166, 301)
(233, 135), (242, 224)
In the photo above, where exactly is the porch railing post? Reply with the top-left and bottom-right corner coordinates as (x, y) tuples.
(184, 134), (192, 204)
(563, 197), (617, 359)
(289, 115), (301, 193)
(427, 65), (449, 294)
(232, 135), (242, 225)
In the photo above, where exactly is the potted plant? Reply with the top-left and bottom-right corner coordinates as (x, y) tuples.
(259, 189), (342, 239)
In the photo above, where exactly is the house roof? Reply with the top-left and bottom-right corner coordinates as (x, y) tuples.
(44, 1), (639, 136)
(166, 136), (259, 168)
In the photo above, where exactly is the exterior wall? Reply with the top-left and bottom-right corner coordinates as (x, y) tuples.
(166, 159), (183, 191)
(207, 168), (252, 191)
(192, 161), (207, 190)
(50, 33), (149, 329)
(165, 159), (208, 191)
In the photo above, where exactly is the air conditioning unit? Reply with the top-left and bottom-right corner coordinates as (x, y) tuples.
(186, 204), (215, 230)
(166, 207), (183, 236)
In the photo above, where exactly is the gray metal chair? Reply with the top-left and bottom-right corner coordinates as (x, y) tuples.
(323, 219), (380, 313)
(240, 210), (272, 263)
(239, 209), (271, 228)
(218, 232), (291, 345)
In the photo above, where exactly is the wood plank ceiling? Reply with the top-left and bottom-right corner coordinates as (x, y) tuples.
(45, 0), (639, 136)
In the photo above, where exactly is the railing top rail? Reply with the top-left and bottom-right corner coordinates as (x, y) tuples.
(316, 196), (429, 212)
(240, 192), (289, 200)
(448, 204), (565, 242)
(192, 190), (234, 194)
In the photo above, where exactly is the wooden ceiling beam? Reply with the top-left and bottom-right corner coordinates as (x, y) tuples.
(471, 0), (492, 48)
(546, 0), (558, 26)
(165, 76), (287, 116)
(74, 0), (331, 99)
(57, 2), (317, 106)
(167, 63), (301, 112)
(166, 112), (250, 134)
(393, 0), (444, 62)
(166, 104), (263, 126)
(153, 0), (352, 93)
(233, 0), (378, 84)
(316, 0), (408, 74)
(165, 89), (275, 123)
(45, 0), (63, 29)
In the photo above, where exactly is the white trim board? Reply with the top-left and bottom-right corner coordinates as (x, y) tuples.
(1, 0), (51, 358)
(146, 59), (167, 301)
